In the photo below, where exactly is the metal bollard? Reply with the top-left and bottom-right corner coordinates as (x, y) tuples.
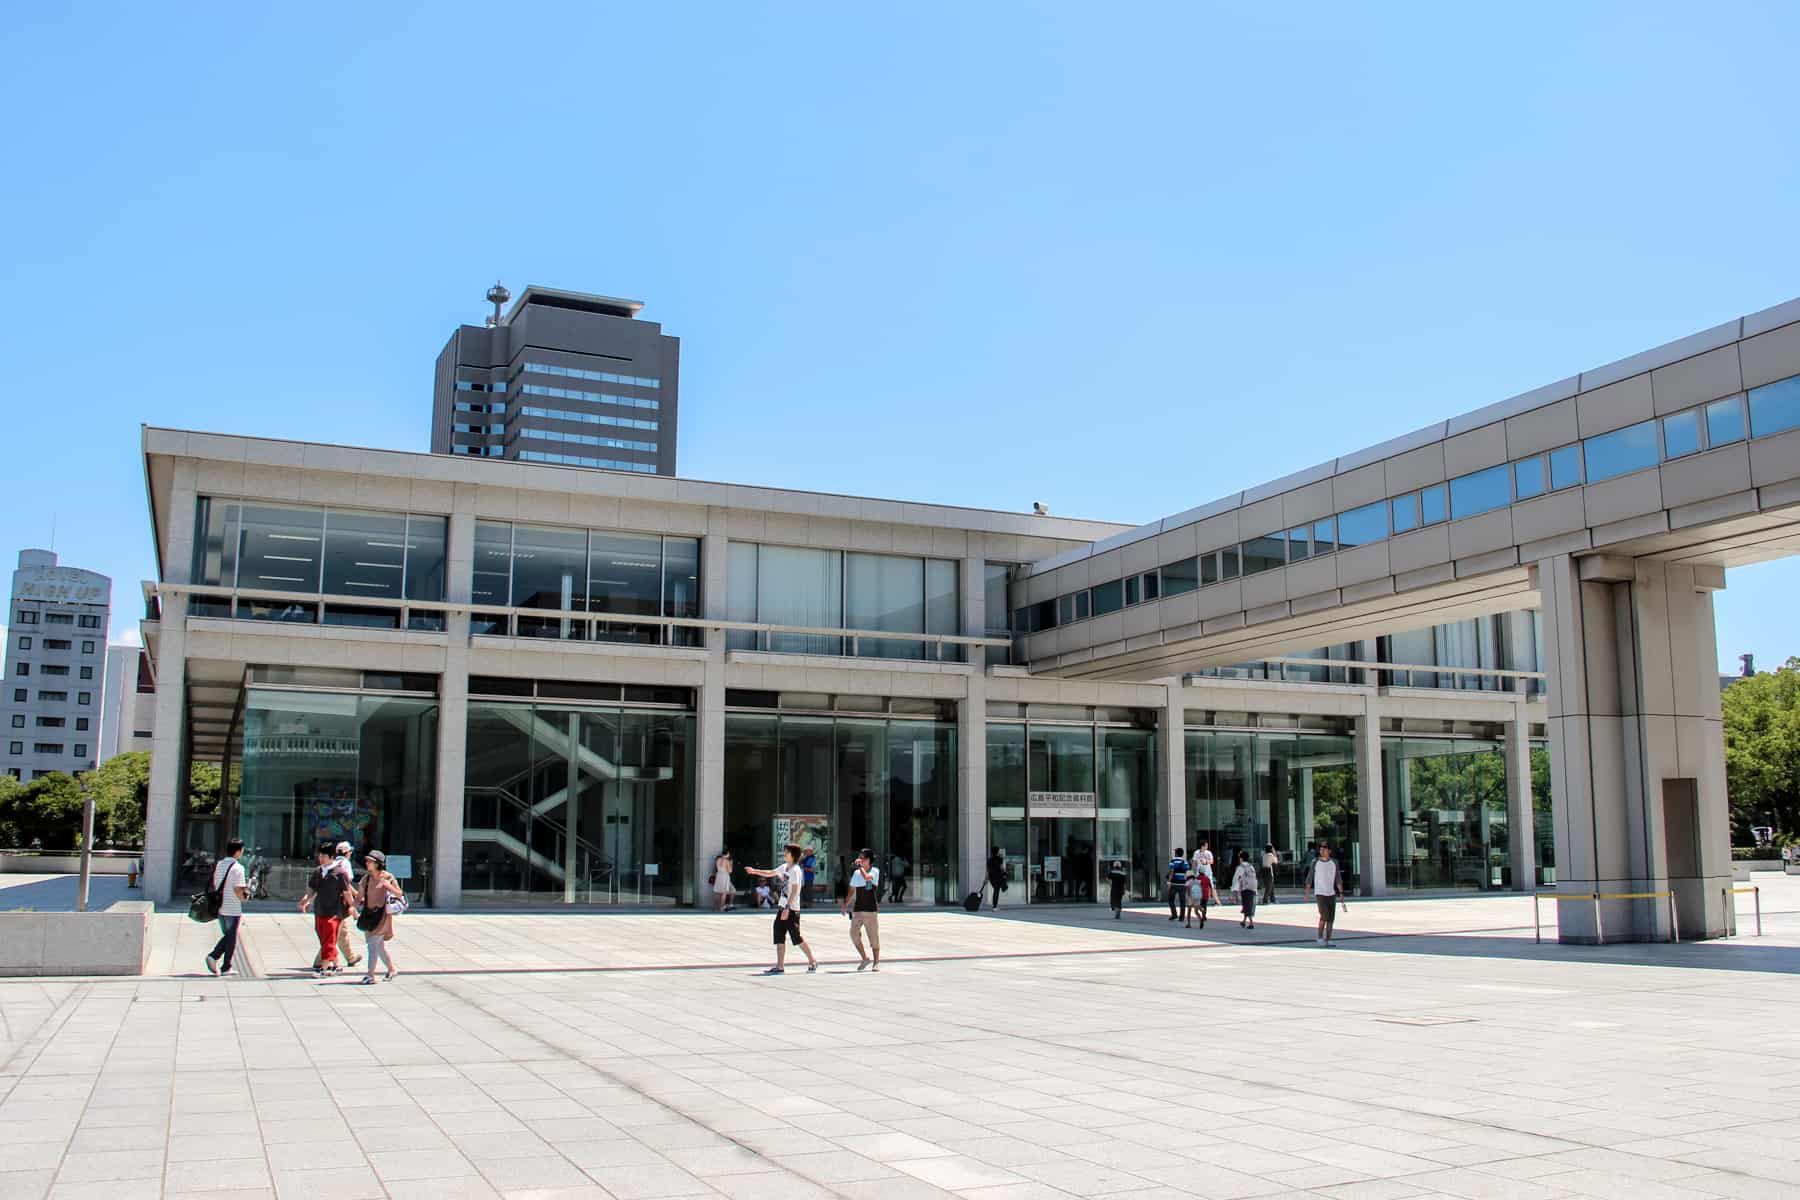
(1593, 893), (1603, 945)
(1668, 891), (1680, 944)
(1754, 886), (1762, 936)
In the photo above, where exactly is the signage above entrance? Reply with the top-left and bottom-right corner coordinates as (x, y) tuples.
(1029, 791), (1098, 819)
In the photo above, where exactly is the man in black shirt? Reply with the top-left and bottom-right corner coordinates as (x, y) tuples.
(842, 847), (882, 971)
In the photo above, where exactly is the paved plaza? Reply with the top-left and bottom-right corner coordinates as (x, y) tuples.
(0, 881), (1796, 1200)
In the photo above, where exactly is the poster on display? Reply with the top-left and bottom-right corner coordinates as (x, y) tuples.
(1043, 855), (1062, 882)
(385, 855), (413, 880)
(773, 814), (829, 884)
(301, 782), (372, 850)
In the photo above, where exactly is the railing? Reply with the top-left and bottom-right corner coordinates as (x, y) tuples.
(463, 785), (616, 901)
(1722, 885), (1762, 937)
(1250, 657), (1547, 690)
(157, 583), (1011, 661)
(1534, 889), (1679, 944)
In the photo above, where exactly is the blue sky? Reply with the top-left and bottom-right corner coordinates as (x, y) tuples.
(3, 3), (1797, 671)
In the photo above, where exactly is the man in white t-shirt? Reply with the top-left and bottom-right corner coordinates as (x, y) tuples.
(204, 837), (252, 976)
(747, 844), (818, 976)
(842, 848), (882, 971)
(1304, 842), (1346, 946)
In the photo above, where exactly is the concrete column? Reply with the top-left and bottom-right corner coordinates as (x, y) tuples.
(433, 613), (469, 908)
(692, 532), (730, 902)
(1503, 700), (1535, 892)
(1537, 554), (1731, 942)
(1353, 688), (1386, 896)
(430, 506), (475, 909)
(141, 593), (189, 905)
(1157, 679), (1186, 863)
(958, 554), (987, 898)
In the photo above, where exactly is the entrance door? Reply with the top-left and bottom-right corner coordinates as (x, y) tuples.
(1030, 816), (1096, 902)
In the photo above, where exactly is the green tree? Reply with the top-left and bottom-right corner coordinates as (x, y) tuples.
(188, 762), (222, 816)
(0, 772), (85, 850)
(87, 751), (152, 848)
(1722, 656), (1800, 842)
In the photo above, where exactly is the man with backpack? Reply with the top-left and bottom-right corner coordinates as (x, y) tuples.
(1165, 846), (1188, 922)
(203, 838), (251, 976)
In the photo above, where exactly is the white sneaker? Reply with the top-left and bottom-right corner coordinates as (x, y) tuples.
(1316, 936), (1325, 945)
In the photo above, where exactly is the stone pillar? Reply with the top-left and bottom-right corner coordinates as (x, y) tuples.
(1158, 679), (1186, 863)
(431, 505), (475, 909)
(1354, 688), (1387, 896)
(1538, 554), (1730, 942)
(693, 531), (730, 903)
(958, 554), (988, 899)
(1503, 700), (1535, 892)
(141, 593), (188, 905)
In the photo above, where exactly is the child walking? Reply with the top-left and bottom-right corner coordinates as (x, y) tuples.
(1231, 849), (1259, 929)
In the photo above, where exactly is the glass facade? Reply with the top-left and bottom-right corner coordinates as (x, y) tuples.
(1185, 730), (1358, 892)
(987, 718), (1157, 903)
(1381, 736), (1508, 890)
(721, 711), (956, 906)
(468, 521), (700, 645)
(223, 688), (439, 903)
(725, 543), (961, 660)
(462, 700), (694, 905)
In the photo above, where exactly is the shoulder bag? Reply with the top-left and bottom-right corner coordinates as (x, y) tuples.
(187, 860), (229, 923)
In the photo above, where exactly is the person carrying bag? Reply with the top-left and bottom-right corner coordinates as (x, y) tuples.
(356, 850), (403, 984)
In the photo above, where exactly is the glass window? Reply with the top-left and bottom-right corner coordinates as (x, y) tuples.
(403, 515), (447, 602)
(1219, 546), (1240, 580)
(1200, 553), (1219, 587)
(1549, 444), (1582, 490)
(1583, 420), (1659, 482)
(1337, 502), (1386, 547)
(78, 692), (90, 705)
(511, 524), (589, 612)
(1057, 594), (1075, 625)
(845, 552), (925, 659)
(1142, 571), (1159, 602)
(1748, 376), (1800, 438)
(321, 509), (407, 600)
(1450, 465), (1511, 520)
(1706, 396), (1746, 446)
(1285, 527), (1309, 563)
(471, 521), (513, 607)
(236, 503), (324, 592)
(1312, 517), (1336, 556)
(1162, 558), (1199, 595)
(14, 637), (27, 650)
(925, 559), (959, 645)
(587, 531), (664, 618)
(1241, 535), (1285, 576)
(1091, 579), (1123, 616)
(1122, 576), (1140, 606)
(760, 546), (844, 655)
(1074, 591), (1091, 621)
(664, 537), (702, 646)
(1662, 409), (1702, 459)
(1513, 456), (1545, 500)
(726, 541), (759, 650)
(1391, 493), (1419, 534)
(81, 640), (94, 653)
(191, 498), (240, 587)
(1421, 484), (1447, 525)
(1029, 599), (1056, 634)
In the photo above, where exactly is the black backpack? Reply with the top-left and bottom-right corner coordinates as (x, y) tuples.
(187, 859), (230, 923)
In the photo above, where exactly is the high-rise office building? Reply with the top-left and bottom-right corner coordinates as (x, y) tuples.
(430, 284), (680, 475)
(3, 549), (111, 780)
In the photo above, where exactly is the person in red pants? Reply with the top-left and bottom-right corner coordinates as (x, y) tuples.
(299, 843), (356, 977)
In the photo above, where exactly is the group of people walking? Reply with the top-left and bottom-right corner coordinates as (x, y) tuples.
(740, 842), (886, 975)
(202, 837), (407, 983)
(1163, 839), (1347, 944)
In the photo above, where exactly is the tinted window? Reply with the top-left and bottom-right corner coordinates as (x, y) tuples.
(1706, 396), (1746, 446)
(1584, 420), (1659, 482)
(1092, 579), (1123, 616)
(1123, 576), (1140, 606)
(1142, 572), (1159, 601)
(1549, 444), (1583, 490)
(1337, 502), (1387, 547)
(1449, 465), (1510, 520)
(1057, 594), (1075, 625)
(1748, 376), (1800, 438)
(1074, 591), (1091, 620)
(1662, 410), (1701, 459)
(1513, 456), (1545, 500)
(1391, 493), (1419, 534)
(1286, 527), (1309, 562)
(1421, 485), (1447, 524)
(322, 509), (407, 600)
(1241, 536), (1285, 576)
(1200, 552), (1219, 586)
(1311, 516), (1336, 555)
(1219, 547), (1240, 580)
(1161, 557), (1199, 596)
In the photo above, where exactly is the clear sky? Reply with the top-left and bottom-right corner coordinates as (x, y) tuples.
(3, 4), (1797, 672)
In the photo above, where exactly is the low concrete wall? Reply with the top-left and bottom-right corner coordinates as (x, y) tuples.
(0, 855), (137, 875)
(0, 900), (154, 976)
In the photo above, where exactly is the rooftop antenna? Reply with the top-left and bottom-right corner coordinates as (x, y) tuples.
(485, 280), (511, 328)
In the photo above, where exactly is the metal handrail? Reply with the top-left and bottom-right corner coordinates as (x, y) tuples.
(1533, 888), (1680, 944)
(157, 582), (1011, 648)
(1259, 656), (1547, 682)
